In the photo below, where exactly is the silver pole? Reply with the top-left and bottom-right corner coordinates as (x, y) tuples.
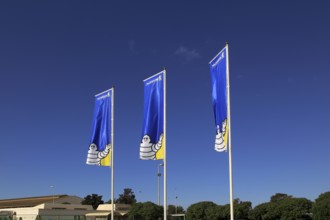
(163, 68), (167, 220)
(158, 163), (164, 206)
(226, 43), (234, 220)
(111, 87), (115, 220)
(158, 166), (160, 206)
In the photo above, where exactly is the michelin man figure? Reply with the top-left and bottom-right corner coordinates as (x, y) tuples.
(86, 143), (111, 165)
(140, 134), (163, 160)
(215, 119), (227, 152)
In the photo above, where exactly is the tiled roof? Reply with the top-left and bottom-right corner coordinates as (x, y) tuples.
(0, 195), (68, 208)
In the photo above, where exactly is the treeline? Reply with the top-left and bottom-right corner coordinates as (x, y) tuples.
(185, 192), (330, 220)
(81, 189), (330, 220)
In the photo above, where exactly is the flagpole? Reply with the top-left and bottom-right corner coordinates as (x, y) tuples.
(111, 87), (115, 220)
(163, 68), (167, 220)
(225, 43), (234, 220)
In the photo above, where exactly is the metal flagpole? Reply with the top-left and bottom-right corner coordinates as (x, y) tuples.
(111, 87), (115, 220)
(158, 165), (160, 206)
(163, 68), (167, 220)
(158, 163), (164, 206)
(225, 43), (234, 220)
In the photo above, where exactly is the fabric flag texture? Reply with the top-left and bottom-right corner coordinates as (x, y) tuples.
(210, 46), (229, 152)
(86, 89), (112, 166)
(140, 71), (165, 160)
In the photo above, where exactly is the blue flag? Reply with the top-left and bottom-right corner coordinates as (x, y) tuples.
(140, 71), (165, 160)
(210, 46), (229, 152)
(86, 89), (112, 166)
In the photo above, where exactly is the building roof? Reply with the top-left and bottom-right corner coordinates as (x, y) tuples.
(0, 195), (68, 208)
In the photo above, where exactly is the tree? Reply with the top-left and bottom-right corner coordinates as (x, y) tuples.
(186, 201), (218, 220)
(249, 195), (312, 220)
(270, 193), (291, 202)
(204, 205), (225, 220)
(106, 198), (116, 204)
(168, 204), (185, 215)
(279, 198), (312, 220)
(234, 199), (252, 220)
(262, 202), (281, 220)
(81, 194), (104, 210)
(116, 188), (137, 204)
(168, 205), (176, 215)
(218, 204), (230, 220)
(313, 191), (330, 220)
(248, 202), (269, 220)
(128, 202), (163, 220)
(128, 202), (144, 220)
(197, 199), (252, 220)
(176, 206), (185, 214)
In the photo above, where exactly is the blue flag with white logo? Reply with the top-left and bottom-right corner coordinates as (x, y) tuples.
(140, 71), (165, 160)
(86, 89), (112, 166)
(210, 46), (229, 152)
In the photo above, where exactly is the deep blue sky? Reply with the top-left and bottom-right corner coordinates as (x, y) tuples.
(1, 1), (330, 209)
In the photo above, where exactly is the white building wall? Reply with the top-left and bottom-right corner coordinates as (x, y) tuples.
(0, 204), (93, 220)
(0, 207), (38, 220)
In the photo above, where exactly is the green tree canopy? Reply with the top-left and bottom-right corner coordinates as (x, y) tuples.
(186, 199), (251, 220)
(204, 205), (226, 220)
(128, 202), (163, 220)
(313, 191), (330, 220)
(186, 201), (218, 220)
(168, 204), (185, 215)
(128, 202), (144, 220)
(270, 193), (292, 202)
(248, 202), (269, 220)
(116, 188), (137, 204)
(81, 194), (104, 210)
(234, 199), (252, 220)
(249, 194), (312, 220)
(279, 197), (312, 220)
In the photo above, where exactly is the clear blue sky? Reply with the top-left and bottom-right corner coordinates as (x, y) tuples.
(1, 1), (329, 209)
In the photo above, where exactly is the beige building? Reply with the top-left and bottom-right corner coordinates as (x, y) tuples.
(0, 195), (129, 220)
(0, 195), (91, 220)
(86, 204), (129, 220)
